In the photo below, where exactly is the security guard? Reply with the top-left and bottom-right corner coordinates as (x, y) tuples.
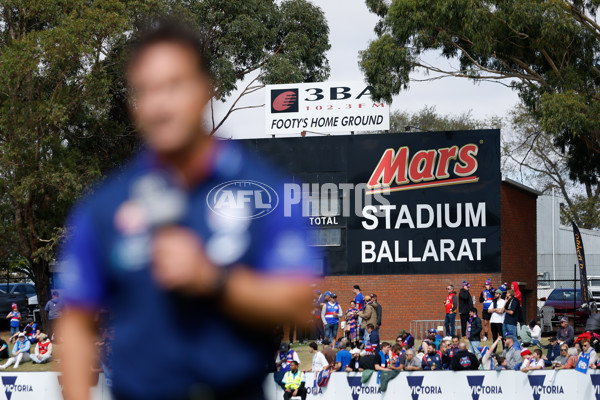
(282, 361), (307, 400)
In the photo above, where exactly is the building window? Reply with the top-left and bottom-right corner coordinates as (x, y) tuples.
(307, 228), (342, 246)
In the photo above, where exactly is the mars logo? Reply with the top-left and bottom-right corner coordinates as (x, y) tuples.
(1, 376), (33, 400)
(527, 375), (564, 400)
(346, 376), (381, 400)
(406, 376), (442, 400)
(366, 144), (479, 194)
(466, 376), (502, 400)
(271, 89), (298, 113)
(590, 375), (600, 400)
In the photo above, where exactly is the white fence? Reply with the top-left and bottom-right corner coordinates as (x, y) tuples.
(2, 370), (600, 400)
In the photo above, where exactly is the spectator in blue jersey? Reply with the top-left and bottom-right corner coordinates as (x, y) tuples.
(398, 330), (415, 349)
(321, 293), (343, 344)
(366, 324), (380, 354)
(353, 285), (365, 339)
(335, 340), (351, 371)
(57, 20), (321, 400)
(6, 304), (21, 342)
(479, 279), (494, 342)
(276, 342), (300, 372)
(467, 308), (482, 359)
(422, 343), (442, 370)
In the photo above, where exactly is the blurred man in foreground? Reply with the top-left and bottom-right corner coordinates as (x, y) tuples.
(58, 20), (319, 400)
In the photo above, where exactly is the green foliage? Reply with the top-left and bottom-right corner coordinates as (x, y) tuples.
(0, 1), (330, 324)
(390, 105), (501, 132)
(360, 0), (600, 188)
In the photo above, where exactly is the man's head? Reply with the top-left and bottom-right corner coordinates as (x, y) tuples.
(560, 317), (569, 328)
(330, 293), (337, 302)
(399, 329), (407, 339)
(280, 342), (290, 353)
(506, 289), (514, 299)
(405, 349), (414, 361)
(428, 343), (437, 355)
(350, 348), (361, 359)
(396, 335), (403, 345)
(308, 342), (318, 353)
(370, 293), (377, 303)
(484, 279), (492, 289)
(392, 343), (402, 355)
(27, 317), (33, 324)
(52, 291), (59, 299)
(582, 339), (592, 353)
(452, 336), (459, 347)
(504, 334), (514, 349)
(381, 342), (390, 354)
(428, 329), (436, 341)
(323, 291), (331, 301)
(337, 339), (348, 350)
(290, 360), (299, 373)
(469, 307), (478, 317)
(366, 323), (375, 333)
(462, 281), (470, 290)
(533, 349), (542, 360)
(125, 20), (212, 155)
(494, 289), (502, 298)
(364, 295), (372, 303)
(440, 340), (448, 352)
(322, 338), (331, 348)
(353, 285), (361, 294)
(38, 333), (48, 342)
(446, 284), (454, 293)
(17, 333), (25, 341)
(350, 300), (356, 308)
(549, 337), (558, 346)
(458, 342), (467, 351)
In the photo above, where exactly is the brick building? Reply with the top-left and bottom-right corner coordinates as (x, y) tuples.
(243, 131), (538, 340)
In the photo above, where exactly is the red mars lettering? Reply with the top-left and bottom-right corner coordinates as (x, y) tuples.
(367, 144), (479, 193)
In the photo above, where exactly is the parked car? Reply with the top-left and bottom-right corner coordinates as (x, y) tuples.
(0, 282), (38, 310)
(0, 289), (29, 322)
(540, 288), (587, 325)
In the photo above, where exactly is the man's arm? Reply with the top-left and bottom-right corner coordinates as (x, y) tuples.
(59, 309), (98, 400)
(321, 303), (327, 326)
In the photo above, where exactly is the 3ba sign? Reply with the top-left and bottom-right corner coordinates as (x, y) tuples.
(265, 81), (389, 134)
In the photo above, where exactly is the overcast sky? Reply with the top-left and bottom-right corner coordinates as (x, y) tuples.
(211, 0), (520, 139)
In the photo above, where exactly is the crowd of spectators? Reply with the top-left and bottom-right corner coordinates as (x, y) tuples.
(277, 279), (597, 389)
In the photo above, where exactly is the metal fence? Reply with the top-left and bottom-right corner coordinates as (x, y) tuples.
(410, 318), (461, 340)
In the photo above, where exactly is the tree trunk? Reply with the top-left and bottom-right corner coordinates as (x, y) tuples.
(30, 259), (51, 332)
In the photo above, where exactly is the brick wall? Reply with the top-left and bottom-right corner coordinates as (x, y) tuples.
(305, 182), (538, 342)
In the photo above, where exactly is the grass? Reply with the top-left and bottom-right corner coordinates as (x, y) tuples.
(0, 330), (56, 372)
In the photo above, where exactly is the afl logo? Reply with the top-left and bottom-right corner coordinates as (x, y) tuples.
(271, 89), (298, 113)
(206, 180), (279, 220)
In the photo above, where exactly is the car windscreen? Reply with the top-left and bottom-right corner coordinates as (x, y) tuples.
(548, 290), (581, 301)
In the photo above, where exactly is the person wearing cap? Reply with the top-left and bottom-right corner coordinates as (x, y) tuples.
(501, 333), (522, 370)
(458, 281), (472, 338)
(487, 289), (506, 346)
(281, 360), (306, 400)
(344, 348), (362, 372)
(556, 316), (574, 346)
(276, 342), (300, 372)
(30, 333), (53, 364)
(6, 303), (21, 342)
(501, 289), (519, 338)
(479, 279), (494, 342)
(24, 317), (40, 343)
(358, 295), (377, 344)
(334, 339), (351, 371)
(0, 332), (31, 369)
(444, 285), (458, 337)
(450, 342), (478, 371)
(370, 293), (382, 333)
(467, 307), (482, 359)
(542, 337), (561, 367)
(321, 292), (343, 345)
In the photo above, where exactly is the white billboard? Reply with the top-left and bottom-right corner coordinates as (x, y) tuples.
(265, 81), (390, 134)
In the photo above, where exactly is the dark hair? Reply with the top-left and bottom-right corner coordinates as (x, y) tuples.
(52, 291), (59, 297)
(533, 349), (543, 357)
(353, 285), (361, 290)
(381, 342), (390, 349)
(309, 342), (318, 351)
(495, 355), (505, 364)
(470, 307), (478, 314)
(126, 18), (211, 81)
(451, 335), (459, 340)
(528, 319), (537, 329)
(290, 360), (299, 366)
(429, 343), (437, 350)
(366, 323), (375, 330)
(392, 344), (402, 353)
